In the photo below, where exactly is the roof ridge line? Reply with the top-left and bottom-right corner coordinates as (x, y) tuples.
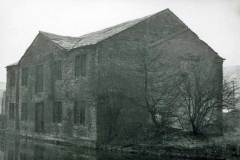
(39, 30), (79, 39)
(70, 15), (151, 49)
(70, 9), (170, 50)
(39, 31), (66, 50)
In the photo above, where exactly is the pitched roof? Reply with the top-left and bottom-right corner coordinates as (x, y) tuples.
(39, 32), (79, 50)
(39, 10), (161, 50)
(6, 62), (18, 68)
(21, 8), (223, 62)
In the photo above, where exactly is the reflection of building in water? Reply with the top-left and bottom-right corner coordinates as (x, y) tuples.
(4, 8), (223, 147)
(0, 138), (98, 160)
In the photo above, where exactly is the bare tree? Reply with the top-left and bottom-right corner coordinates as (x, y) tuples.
(94, 45), (183, 135)
(135, 47), (183, 131)
(222, 79), (240, 111)
(177, 60), (238, 135)
(222, 79), (240, 132)
(178, 74), (219, 134)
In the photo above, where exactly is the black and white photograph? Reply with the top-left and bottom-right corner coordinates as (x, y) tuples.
(0, 0), (240, 159)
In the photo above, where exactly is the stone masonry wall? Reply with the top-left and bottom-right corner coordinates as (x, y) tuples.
(95, 9), (223, 144)
(17, 33), (97, 145)
(5, 9), (223, 147)
(5, 65), (18, 131)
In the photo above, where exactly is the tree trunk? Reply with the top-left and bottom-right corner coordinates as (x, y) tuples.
(150, 111), (161, 130)
(191, 122), (201, 135)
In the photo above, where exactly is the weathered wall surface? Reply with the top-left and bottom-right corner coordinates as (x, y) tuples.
(16, 33), (97, 145)
(5, 65), (18, 131)
(5, 9), (223, 147)
(55, 46), (97, 141)
(95, 9), (223, 144)
(94, 10), (188, 144)
(150, 29), (223, 134)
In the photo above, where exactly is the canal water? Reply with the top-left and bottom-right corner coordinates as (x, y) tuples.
(0, 136), (231, 160)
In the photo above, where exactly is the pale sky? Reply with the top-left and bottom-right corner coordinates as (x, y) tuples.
(0, 0), (240, 82)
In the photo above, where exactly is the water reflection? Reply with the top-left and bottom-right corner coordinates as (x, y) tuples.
(0, 137), (98, 160)
(0, 136), (211, 160)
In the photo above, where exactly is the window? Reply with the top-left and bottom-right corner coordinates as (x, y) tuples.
(20, 152), (27, 160)
(73, 101), (86, 125)
(35, 65), (43, 93)
(75, 54), (87, 77)
(35, 102), (44, 132)
(21, 67), (28, 86)
(34, 146), (44, 160)
(21, 103), (28, 121)
(9, 103), (15, 120)
(9, 70), (15, 87)
(53, 102), (62, 123)
(8, 150), (14, 160)
(180, 60), (188, 71)
(53, 61), (62, 80)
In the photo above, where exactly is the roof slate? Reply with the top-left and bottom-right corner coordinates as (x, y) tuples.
(39, 11), (155, 50)
(6, 8), (224, 68)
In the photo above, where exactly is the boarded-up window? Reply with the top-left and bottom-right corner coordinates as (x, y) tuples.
(35, 65), (43, 93)
(53, 101), (62, 123)
(21, 103), (28, 121)
(21, 67), (28, 86)
(9, 70), (15, 87)
(75, 54), (87, 77)
(9, 103), (15, 120)
(53, 61), (62, 80)
(73, 101), (86, 125)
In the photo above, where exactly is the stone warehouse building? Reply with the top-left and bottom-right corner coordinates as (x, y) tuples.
(5, 9), (223, 147)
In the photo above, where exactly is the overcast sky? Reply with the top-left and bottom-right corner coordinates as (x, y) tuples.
(0, 0), (240, 82)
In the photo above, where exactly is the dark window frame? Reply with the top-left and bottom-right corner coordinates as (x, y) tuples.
(53, 60), (62, 80)
(21, 103), (28, 121)
(20, 152), (28, 160)
(9, 103), (15, 120)
(35, 102), (44, 133)
(35, 65), (44, 93)
(75, 54), (87, 77)
(53, 101), (62, 123)
(21, 67), (28, 86)
(9, 70), (15, 87)
(73, 101), (86, 125)
(8, 150), (15, 160)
